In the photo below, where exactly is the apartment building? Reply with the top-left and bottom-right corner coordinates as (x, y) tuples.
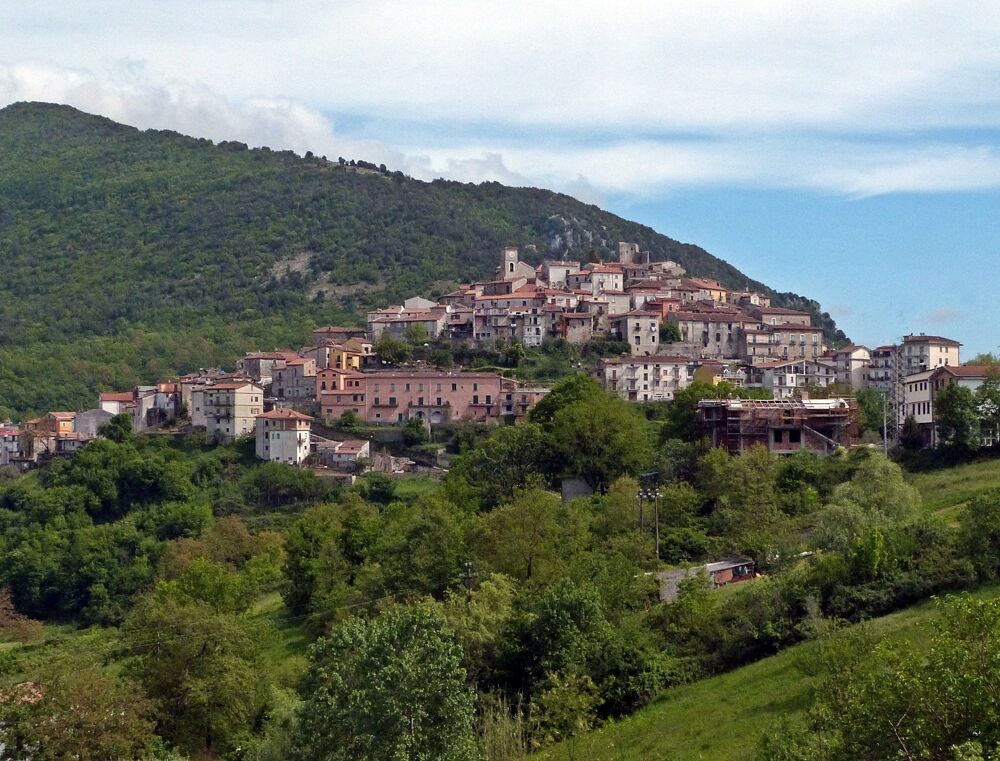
(668, 311), (755, 359)
(597, 355), (695, 402)
(273, 357), (317, 401)
(758, 358), (837, 399)
(827, 345), (871, 389)
(255, 408), (312, 465)
(610, 311), (661, 356)
(900, 334), (961, 375)
(317, 370), (543, 425)
(203, 382), (264, 441)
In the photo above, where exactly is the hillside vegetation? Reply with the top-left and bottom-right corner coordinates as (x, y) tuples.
(531, 583), (1000, 761)
(0, 102), (844, 416)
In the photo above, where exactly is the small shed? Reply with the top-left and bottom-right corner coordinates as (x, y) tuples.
(655, 556), (756, 602)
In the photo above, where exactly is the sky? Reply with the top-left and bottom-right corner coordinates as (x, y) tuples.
(2, 1), (998, 355)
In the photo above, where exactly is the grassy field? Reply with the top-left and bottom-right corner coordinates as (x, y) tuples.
(908, 457), (1000, 517)
(532, 583), (1000, 761)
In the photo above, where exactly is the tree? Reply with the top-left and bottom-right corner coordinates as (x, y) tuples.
(296, 606), (478, 761)
(760, 595), (1000, 760)
(854, 388), (888, 438)
(97, 412), (134, 443)
(935, 382), (981, 454)
(477, 487), (566, 583)
(404, 323), (430, 346)
(402, 416), (431, 446)
(0, 667), (159, 761)
(960, 490), (1000, 579)
(550, 393), (651, 492)
(120, 587), (272, 756)
(374, 332), (412, 365)
(658, 321), (681, 344)
(446, 422), (551, 509)
(976, 370), (1000, 447)
(528, 375), (604, 429)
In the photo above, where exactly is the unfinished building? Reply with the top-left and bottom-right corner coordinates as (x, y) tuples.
(697, 398), (859, 455)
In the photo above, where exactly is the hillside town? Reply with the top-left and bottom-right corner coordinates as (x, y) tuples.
(1, 243), (992, 474)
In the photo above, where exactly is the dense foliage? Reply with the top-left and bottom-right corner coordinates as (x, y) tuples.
(0, 102), (844, 416)
(3, 379), (999, 759)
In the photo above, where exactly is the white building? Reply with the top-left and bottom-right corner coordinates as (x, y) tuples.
(759, 358), (838, 399)
(596, 355), (695, 402)
(204, 382), (264, 441)
(828, 345), (871, 389)
(255, 408), (313, 465)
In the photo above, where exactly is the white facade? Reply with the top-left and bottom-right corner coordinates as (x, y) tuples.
(255, 409), (312, 465)
(597, 356), (695, 402)
(761, 359), (837, 399)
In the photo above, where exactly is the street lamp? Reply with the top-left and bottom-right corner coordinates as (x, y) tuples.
(638, 488), (662, 562)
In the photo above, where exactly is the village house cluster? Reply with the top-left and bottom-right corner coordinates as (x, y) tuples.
(2, 244), (987, 469)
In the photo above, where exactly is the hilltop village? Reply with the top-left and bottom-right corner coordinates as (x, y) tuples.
(1, 243), (987, 474)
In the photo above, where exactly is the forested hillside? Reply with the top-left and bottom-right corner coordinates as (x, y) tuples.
(0, 102), (846, 416)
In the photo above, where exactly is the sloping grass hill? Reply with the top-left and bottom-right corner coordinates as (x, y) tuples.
(531, 583), (1000, 761)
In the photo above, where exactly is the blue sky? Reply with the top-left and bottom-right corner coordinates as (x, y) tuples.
(2, 1), (998, 355)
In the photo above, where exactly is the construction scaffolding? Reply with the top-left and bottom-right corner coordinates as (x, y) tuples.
(698, 397), (859, 455)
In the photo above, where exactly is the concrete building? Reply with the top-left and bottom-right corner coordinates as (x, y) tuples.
(758, 358), (838, 399)
(900, 334), (961, 375)
(317, 370), (544, 425)
(204, 382), (264, 441)
(867, 345), (898, 395)
(610, 311), (661, 356)
(315, 438), (371, 470)
(273, 357), (317, 402)
(255, 408), (312, 465)
(668, 311), (755, 360)
(0, 423), (21, 466)
(827, 345), (871, 389)
(98, 392), (135, 415)
(498, 246), (536, 281)
(597, 355), (694, 402)
(904, 364), (996, 448)
(698, 397), (858, 455)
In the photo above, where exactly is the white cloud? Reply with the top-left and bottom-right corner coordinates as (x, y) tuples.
(3, 1), (998, 133)
(1, 0), (999, 198)
(924, 307), (966, 324)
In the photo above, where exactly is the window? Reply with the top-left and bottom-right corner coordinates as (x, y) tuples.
(473, 395), (480, 405)
(389, 396), (397, 407)
(485, 395), (492, 405)
(789, 429), (801, 444)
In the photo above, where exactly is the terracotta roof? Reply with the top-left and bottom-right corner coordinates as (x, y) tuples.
(769, 322), (821, 331)
(615, 310), (660, 318)
(753, 306), (812, 316)
(937, 365), (997, 378)
(600, 355), (692, 365)
(314, 326), (365, 334)
(258, 408), (313, 421)
(756, 358), (836, 370)
(99, 392), (133, 402)
(903, 334), (962, 347)
(668, 311), (757, 323)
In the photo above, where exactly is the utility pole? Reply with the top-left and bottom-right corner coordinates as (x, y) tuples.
(460, 561), (478, 600)
(638, 488), (662, 562)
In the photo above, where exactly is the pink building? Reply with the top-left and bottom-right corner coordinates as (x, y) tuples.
(316, 370), (546, 425)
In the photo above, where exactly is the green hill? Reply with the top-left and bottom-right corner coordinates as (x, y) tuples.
(531, 582), (1000, 761)
(0, 101), (847, 417)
